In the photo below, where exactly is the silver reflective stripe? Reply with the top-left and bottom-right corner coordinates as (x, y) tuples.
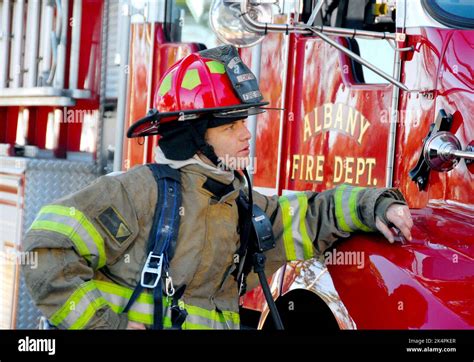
(100, 289), (153, 316)
(61, 288), (104, 329)
(93, 280), (154, 325)
(286, 193), (306, 260)
(341, 187), (358, 232)
(334, 185), (372, 232)
(36, 212), (103, 268)
(184, 313), (239, 330)
(50, 281), (108, 330)
(66, 279), (240, 329)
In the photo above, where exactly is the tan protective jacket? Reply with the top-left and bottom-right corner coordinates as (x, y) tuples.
(22, 163), (405, 329)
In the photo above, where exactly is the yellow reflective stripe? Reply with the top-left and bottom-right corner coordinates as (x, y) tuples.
(50, 281), (102, 328)
(163, 316), (173, 328)
(335, 185), (352, 232)
(94, 280), (156, 324)
(182, 322), (214, 330)
(221, 310), (240, 325)
(184, 304), (239, 325)
(348, 187), (373, 232)
(158, 73), (172, 96)
(181, 69), (201, 90)
(278, 196), (297, 260)
(30, 220), (94, 264)
(296, 194), (314, 259)
(55, 278), (240, 329)
(107, 301), (154, 325)
(206, 60), (225, 74)
(39, 205), (106, 268)
(69, 296), (108, 330)
(94, 280), (154, 305)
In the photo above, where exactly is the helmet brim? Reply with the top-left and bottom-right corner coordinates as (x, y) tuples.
(127, 101), (269, 138)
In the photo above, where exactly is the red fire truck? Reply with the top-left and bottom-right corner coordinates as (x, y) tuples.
(0, 0), (472, 330)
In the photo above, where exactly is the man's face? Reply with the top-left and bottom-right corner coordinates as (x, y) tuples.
(205, 119), (251, 170)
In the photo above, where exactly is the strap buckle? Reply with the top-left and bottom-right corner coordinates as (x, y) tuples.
(165, 272), (175, 297)
(140, 252), (163, 288)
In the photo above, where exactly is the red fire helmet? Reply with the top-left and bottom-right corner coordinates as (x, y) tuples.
(127, 45), (268, 138)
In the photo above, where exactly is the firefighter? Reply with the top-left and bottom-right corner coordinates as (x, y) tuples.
(22, 45), (413, 330)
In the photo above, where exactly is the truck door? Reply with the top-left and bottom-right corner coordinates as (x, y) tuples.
(273, 0), (400, 193)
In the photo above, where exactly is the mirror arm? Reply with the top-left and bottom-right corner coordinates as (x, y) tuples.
(239, 0), (409, 91)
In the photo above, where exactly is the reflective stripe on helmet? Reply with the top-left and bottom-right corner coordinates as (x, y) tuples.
(158, 72), (173, 96)
(206, 60), (225, 74)
(181, 69), (201, 90)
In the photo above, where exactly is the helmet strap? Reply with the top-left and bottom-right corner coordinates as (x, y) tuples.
(187, 121), (221, 167)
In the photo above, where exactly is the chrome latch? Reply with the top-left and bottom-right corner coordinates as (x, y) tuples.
(424, 132), (474, 171)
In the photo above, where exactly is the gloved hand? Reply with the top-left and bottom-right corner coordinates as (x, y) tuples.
(376, 204), (413, 243)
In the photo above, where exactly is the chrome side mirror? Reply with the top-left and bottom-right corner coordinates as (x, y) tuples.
(209, 0), (276, 48)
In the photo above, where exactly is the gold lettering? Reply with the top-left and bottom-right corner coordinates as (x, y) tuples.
(299, 155), (305, 180)
(345, 107), (358, 136)
(305, 155), (314, 181)
(334, 103), (344, 130)
(344, 157), (354, 183)
(315, 156), (324, 182)
(333, 156), (343, 183)
(303, 114), (312, 142)
(323, 104), (332, 128)
(291, 155), (300, 179)
(314, 107), (321, 133)
(355, 158), (366, 185)
(358, 116), (371, 144)
(366, 158), (376, 185)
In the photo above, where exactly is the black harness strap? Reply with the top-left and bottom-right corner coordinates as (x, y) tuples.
(123, 164), (182, 330)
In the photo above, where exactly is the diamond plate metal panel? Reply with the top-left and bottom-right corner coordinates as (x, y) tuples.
(15, 159), (99, 329)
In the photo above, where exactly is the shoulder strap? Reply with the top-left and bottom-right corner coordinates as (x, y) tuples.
(123, 163), (183, 330)
(145, 163), (182, 261)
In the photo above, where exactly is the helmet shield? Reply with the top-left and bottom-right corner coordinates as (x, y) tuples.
(199, 45), (264, 105)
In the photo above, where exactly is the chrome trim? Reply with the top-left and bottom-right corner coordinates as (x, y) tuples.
(143, 20), (157, 165)
(97, 0), (110, 173)
(306, 0), (324, 26)
(69, 0), (83, 90)
(25, 0), (40, 87)
(239, 0), (409, 91)
(0, 87), (90, 99)
(113, 0), (132, 172)
(240, 0), (397, 39)
(0, 0), (12, 88)
(275, 26), (290, 194)
(54, 0), (69, 89)
(12, 0), (25, 87)
(0, 97), (75, 107)
(385, 46), (403, 187)
(39, 1), (54, 85)
(247, 42), (263, 184)
(424, 131), (474, 170)
(259, 259), (357, 330)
